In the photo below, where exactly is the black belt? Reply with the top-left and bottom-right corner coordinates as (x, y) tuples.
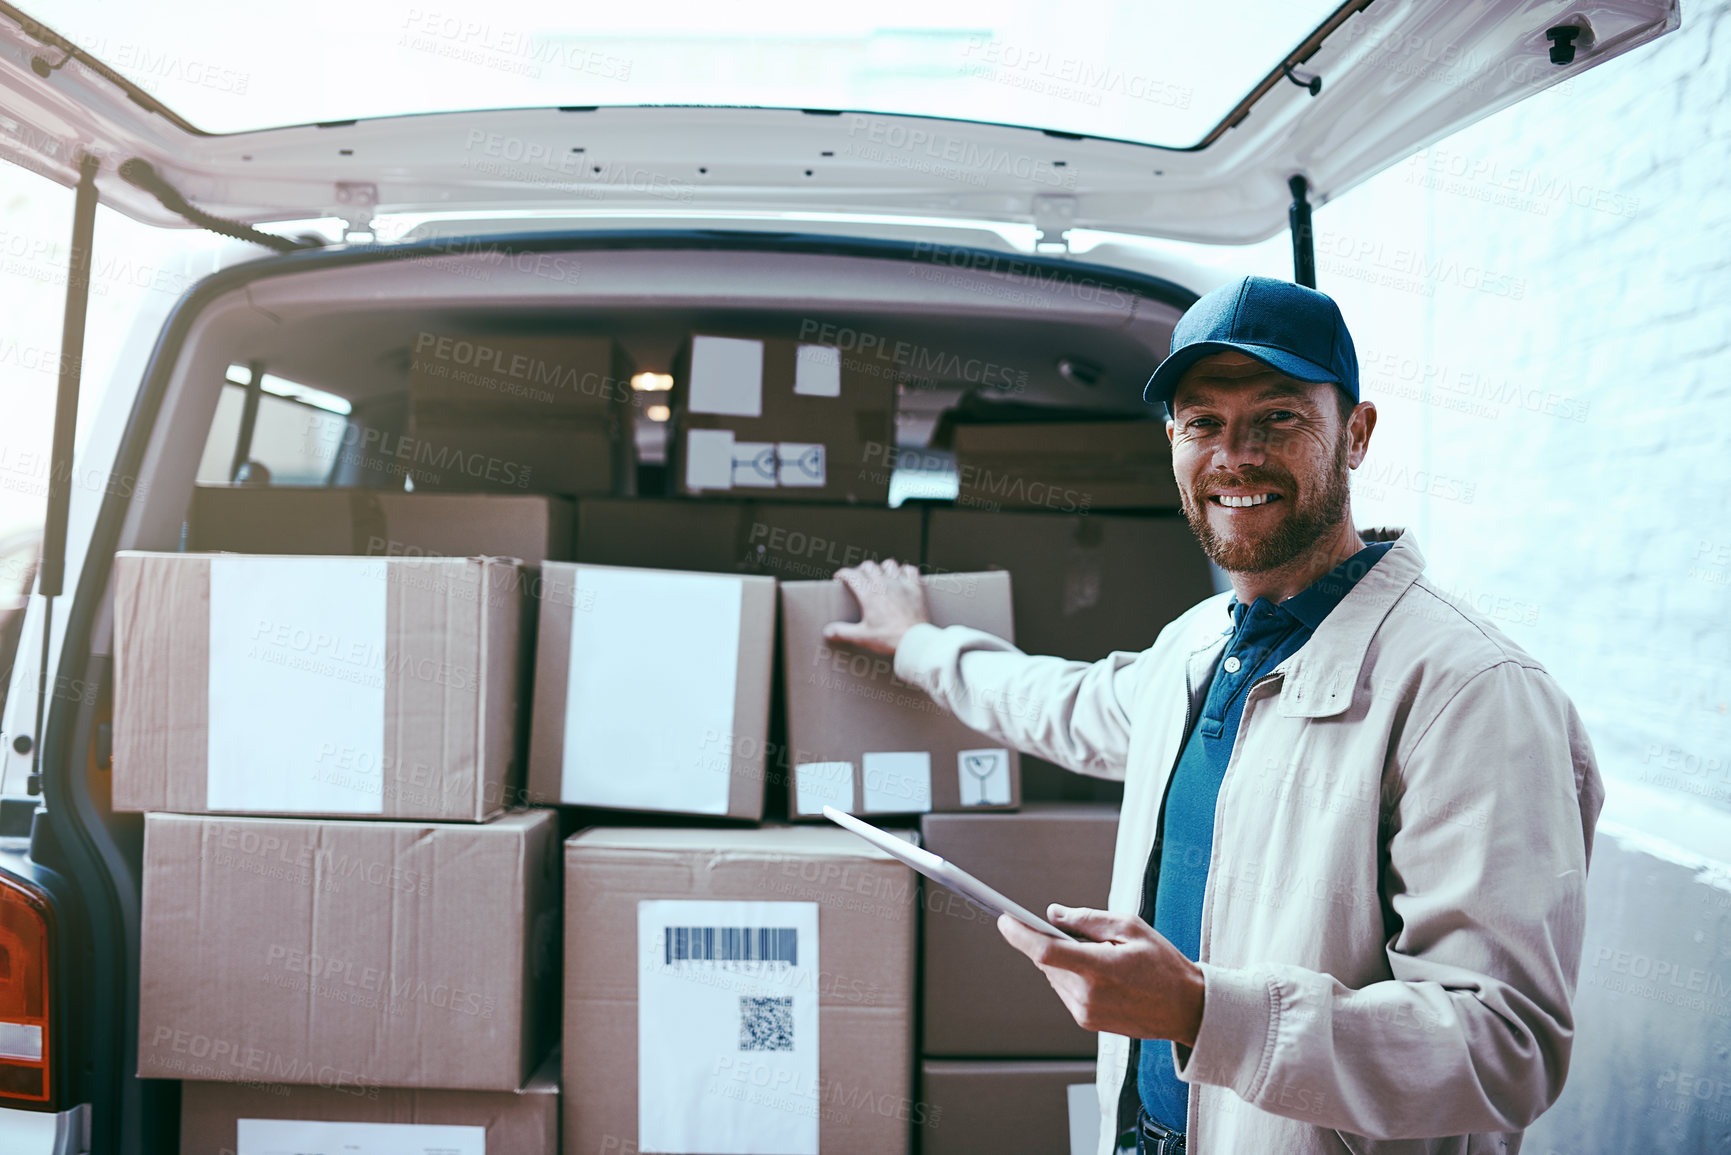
(1137, 1107), (1187, 1155)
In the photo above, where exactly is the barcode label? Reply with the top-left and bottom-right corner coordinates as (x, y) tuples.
(638, 900), (820, 1153)
(665, 926), (799, 966)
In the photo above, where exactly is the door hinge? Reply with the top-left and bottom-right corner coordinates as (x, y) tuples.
(1033, 194), (1077, 254)
(335, 182), (379, 242)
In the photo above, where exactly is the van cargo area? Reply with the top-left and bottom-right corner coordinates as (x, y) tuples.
(8, 234), (1216, 1153)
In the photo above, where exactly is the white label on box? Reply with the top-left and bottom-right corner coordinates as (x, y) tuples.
(793, 344), (842, 397)
(564, 568), (740, 815)
(689, 336), (764, 417)
(777, 443), (826, 488)
(207, 556), (386, 814)
(732, 442), (778, 488)
(794, 761), (853, 815)
(237, 1117), (485, 1155)
(861, 751), (931, 813)
(686, 428), (737, 490)
(639, 899), (820, 1155)
(1067, 1083), (1100, 1155)
(957, 748), (1012, 807)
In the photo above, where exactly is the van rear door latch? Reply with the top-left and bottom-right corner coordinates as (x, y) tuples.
(335, 182), (379, 242)
(1033, 194), (1077, 254)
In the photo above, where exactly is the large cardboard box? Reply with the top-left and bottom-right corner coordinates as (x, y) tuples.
(113, 552), (524, 822)
(925, 510), (1211, 663)
(576, 497), (922, 582)
(407, 332), (633, 495)
(780, 571), (1020, 817)
(671, 335), (894, 504)
(527, 562), (776, 819)
(138, 810), (559, 1092)
(564, 826), (916, 1155)
(925, 508), (1213, 803)
(177, 1048), (561, 1155)
(952, 420), (1179, 511)
(188, 486), (574, 566)
(920, 1059), (1100, 1155)
(921, 805), (1118, 1057)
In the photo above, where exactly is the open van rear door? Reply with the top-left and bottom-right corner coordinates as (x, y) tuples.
(0, 0), (1678, 245)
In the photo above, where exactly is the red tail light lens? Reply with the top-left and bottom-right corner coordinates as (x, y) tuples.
(0, 873), (51, 1104)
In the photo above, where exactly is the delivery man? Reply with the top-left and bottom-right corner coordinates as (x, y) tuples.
(823, 276), (1602, 1155)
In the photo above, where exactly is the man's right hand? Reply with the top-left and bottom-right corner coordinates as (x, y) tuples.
(824, 559), (931, 656)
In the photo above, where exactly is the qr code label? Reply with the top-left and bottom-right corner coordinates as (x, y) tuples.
(739, 996), (794, 1052)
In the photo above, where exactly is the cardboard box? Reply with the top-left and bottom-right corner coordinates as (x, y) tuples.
(564, 825), (916, 1155)
(952, 420), (1179, 510)
(112, 552), (524, 822)
(921, 805), (1118, 1057)
(780, 571), (1020, 817)
(138, 810), (559, 1091)
(177, 1048), (560, 1155)
(188, 487), (574, 566)
(527, 562), (776, 819)
(925, 508), (1212, 663)
(671, 335), (894, 504)
(925, 509), (1213, 803)
(407, 332), (633, 495)
(576, 497), (922, 581)
(920, 1059), (1100, 1155)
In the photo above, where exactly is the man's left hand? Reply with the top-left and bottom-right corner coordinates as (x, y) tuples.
(998, 906), (1206, 1047)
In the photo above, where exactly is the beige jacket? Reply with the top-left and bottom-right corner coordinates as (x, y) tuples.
(895, 530), (1602, 1155)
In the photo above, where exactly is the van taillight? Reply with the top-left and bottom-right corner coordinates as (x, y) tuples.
(0, 874), (51, 1104)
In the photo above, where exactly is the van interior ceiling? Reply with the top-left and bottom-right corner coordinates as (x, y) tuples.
(133, 244), (1182, 537)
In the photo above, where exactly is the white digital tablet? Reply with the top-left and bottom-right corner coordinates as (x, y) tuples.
(822, 806), (1081, 940)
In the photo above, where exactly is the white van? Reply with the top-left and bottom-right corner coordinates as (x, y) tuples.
(0, 2), (1677, 1151)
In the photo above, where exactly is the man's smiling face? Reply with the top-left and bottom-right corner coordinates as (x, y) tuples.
(1166, 351), (1369, 574)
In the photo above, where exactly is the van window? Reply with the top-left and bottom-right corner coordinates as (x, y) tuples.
(195, 367), (356, 487)
(0, 532), (38, 722)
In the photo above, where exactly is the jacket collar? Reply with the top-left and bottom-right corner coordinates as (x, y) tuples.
(1279, 528), (1425, 717)
(1179, 528), (1426, 720)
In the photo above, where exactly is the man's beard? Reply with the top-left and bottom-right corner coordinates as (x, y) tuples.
(1179, 428), (1352, 574)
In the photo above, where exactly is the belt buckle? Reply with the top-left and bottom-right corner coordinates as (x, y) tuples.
(1137, 1108), (1186, 1154)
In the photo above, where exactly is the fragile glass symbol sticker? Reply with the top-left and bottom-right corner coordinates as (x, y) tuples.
(958, 748), (1012, 806)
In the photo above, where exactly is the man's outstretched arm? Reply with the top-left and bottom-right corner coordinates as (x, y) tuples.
(824, 559), (1142, 780)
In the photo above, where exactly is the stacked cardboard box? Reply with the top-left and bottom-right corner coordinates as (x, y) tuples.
(925, 509), (1209, 664)
(951, 419), (1179, 511)
(527, 561), (778, 820)
(779, 571), (1021, 817)
(921, 1059), (1100, 1155)
(188, 486), (574, 566)
(671, 334), (894, 504)
(406, 331), (634, 495)
(116, 545), (562, 1151)
(113, 552), (526, 821)
(926, 508), (1213, 802)
(918, 805), (1120, 1154)
(565, 825), (917, 1155)
(178, 1049), (561, 1155)
(576, 496), (921, 582)
(137, 810), (559, 1091)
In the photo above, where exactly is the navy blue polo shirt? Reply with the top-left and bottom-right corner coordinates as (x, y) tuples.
(1139, 540), (1393, 1131)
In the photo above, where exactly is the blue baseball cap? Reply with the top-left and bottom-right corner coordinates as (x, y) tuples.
(1144, 276), (1358, 415)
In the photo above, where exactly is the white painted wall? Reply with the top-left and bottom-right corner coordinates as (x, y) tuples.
(1177, 6), (1731, 1148)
